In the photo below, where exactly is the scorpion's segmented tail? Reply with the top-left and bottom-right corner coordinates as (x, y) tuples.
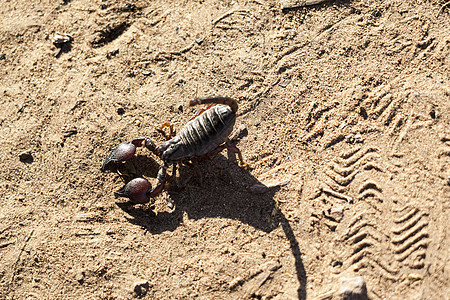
(189, 96), (238, 113)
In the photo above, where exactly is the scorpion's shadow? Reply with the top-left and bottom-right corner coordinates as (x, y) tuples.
(115, 153), (306, 299)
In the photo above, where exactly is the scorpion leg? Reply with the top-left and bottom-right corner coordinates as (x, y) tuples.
(156, 122), (175, 140)
(203, 141), (247, 168)
(225, 141), (248, 168)
(183, 160), (203, 184)
(149, 164), (169, 197)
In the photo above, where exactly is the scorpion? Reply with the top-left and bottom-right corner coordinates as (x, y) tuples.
(101, 96), (246, 204)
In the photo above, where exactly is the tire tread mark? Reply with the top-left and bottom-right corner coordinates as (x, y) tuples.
(336, 147), (379, 168)
(392, 211), (428, 234)
(391, 206), (429, 266)
(358, 180), (383, 202)
(342, 219), (399, 280)
(330, 153), (380, 176)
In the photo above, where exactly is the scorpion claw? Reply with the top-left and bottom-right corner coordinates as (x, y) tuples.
(114, 177), (151, 204)
(102, 142), (137, 171)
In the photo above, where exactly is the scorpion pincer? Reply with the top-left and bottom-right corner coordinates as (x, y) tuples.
(101, 96), (246, 204)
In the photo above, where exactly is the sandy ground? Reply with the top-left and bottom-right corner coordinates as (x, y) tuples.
(0, 0), (449, 299)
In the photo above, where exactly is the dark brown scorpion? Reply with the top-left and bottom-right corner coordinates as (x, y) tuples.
(101, 96), (246, 204)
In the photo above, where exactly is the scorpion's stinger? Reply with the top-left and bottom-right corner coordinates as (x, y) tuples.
(188, 103), (214, 121)
(189, 96), (238, 113)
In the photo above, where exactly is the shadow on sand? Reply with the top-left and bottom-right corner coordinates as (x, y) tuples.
(111, 153), (307, 299)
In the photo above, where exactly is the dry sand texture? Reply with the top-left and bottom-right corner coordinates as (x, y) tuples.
(0, 0), (449, 299)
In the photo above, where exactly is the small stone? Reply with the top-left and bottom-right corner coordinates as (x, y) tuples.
(52, 33), (73, 47)
(248, 180), (289, 194)
(326, 206), (344, 222)
(339, 276), (368, 300)
(345, 134), (355, 144)
(133, 279), (149, 297)
(195, 37), (204, 45)
(142, 70), (152, 76)
(117, 107), (125, 115)
(429, 107), (436, 119)
(279, 80), (291, 88)
(19, 150), (33, 163)
(0, 53), (5, 60)
(75, 271), (85, 284)
(406, 273), (423, 281)
(63, 129), (77, 138)
(106, 49), (119, 59)
(229, 276), (243, 290)
(249, 183), (267, 194)
(332, 260), (343, 267)
(353, 134), (364, 143)
(346, 133), (363, 144)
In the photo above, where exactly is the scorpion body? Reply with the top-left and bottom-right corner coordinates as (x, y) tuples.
(102, 96), (245, 204)
(159, 97), (237, 162)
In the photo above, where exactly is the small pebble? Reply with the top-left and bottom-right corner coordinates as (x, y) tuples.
(279, 80), (291, 88)
(346, 133), (364, 144)
(331, 260), (343, 267)
(229, 276), (243, 290)
(249, 183), (270, 194)
(19, 150), (33, 163)
(63, 129), (77, 138)
(339, 276), (368, 300)
(249, 180), (290, 194)
(354, 134), (364, 143)
(117, 107), (125, 115)
(429, 108), (436, 119)
(52, 33), (73, 47)
(106, 49), (119, 58)
(75, 271), (85, 284)
(142, 70), (152, 76)
(326, 206), (344, 222)
(133, 279), (149, 297)
(406, 273), (423, 281)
